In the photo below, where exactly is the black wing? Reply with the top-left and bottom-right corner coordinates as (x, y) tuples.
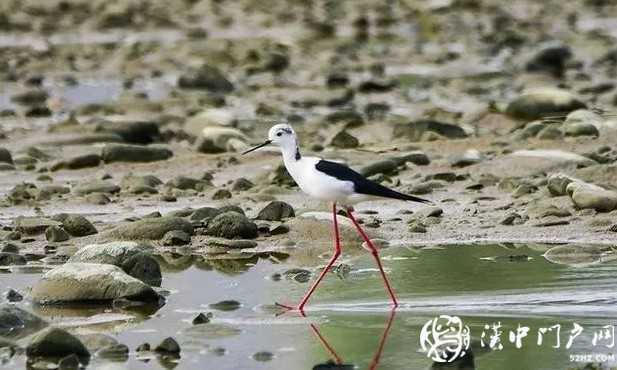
(315, 160), (430, 204)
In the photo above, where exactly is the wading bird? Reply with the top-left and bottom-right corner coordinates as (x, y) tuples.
(243, 124), (430, 312)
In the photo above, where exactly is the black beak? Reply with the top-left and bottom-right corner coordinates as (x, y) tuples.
(242, 140), (272, 155)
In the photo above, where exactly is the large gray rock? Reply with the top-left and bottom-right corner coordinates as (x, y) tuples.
(194, 126), (247, 153)
(51, 154), (101, 171)
(15, 217), (61, 235)
(120, 174), (162, 194)
(103, 217), (194, 241)
(31, 263), (162, 304)
(94, 120), (160, 144)
(566, 181), (617, 212)
(479, 150), (596, 178)
(101, 144), (172, 163)
(206, 212), (258, 239)
(506, 88), (586, 120)
(393, 120), (467, 141)
(547, 173), (575, 196)
(178, 64), (234, 93)
(183, 108), (235, 137)
(68, 242), (160, 286)
(0, 148), (14, 165)
(73, 180), (120, 196)
(256, 201), (295, 221)
(166, 176), (211, 191)
(53, 214), (97, 237)
(0, 304), (48, 339)
(563, 109), (602, 137)
(121, 253), (162, 287)
(26, 327), (90, 359)
(0, 252), (26, 266)
(68, 242), (151, 265)
(330, 130), (359, 148)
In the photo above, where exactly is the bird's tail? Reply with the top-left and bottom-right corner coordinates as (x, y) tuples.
(387, 189), (432, 204)
(357, 180), (432, 204)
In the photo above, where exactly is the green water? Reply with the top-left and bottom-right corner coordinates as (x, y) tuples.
(3, 243), (617, 369)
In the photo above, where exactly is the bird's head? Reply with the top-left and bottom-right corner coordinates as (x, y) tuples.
(242, 123), (296, 154)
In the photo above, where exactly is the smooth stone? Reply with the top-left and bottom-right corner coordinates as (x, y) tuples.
(52, 214), (97, 237)
(0, 148), (13, 165)
(103, 217), (194, 241)
(212, 189), (232, 200)
(162, 230), (191, 246)
(544, 245), (611, 266)
(393, 119), (467, 141)
(566, 181), (617, 212)
(195, 126), (247, 153)
(480, 150), (596, 178)
(0, 304), (48, 339)
(94, 120), (160, 144)
(15, 217), (61, 235)
(450, 149), (484, 167)
(68, 242), (154, 265)
(154, 337), (181, 355)
(209, 300), (241, 311)
(232, 178), (254, 191)
(256, 201), (295, 221)
(73, 180), (120, 196)
(184, 108), (235, 137)
(190, 207), (222, 221)
(506, 88), (586, 120)
(206, 212), (258, 239)
(45, 226), (70, 242)
(121, 253), (163, 286)
(415, 206), (443, 218)
(26, 327), (90, 359)
(166, 176), (211, 191)
(31, 263), (162, 304)
(0, 252), (27, 266)
(547, 173), (575, 196)
(51, 154), (101, 171)
(101, 144), (173, 163)
(5, 289), (23, 302)
(177, 64), (234, 93)
(192, 313), (212, 325)
(330, 130), (359, 148)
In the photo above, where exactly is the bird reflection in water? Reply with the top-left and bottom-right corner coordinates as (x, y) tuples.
(307, 308), (397, 370)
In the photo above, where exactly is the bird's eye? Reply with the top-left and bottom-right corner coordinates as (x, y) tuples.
(276, 132), (282, 137)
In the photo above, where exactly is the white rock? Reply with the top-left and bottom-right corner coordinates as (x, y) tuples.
(31, 263), (161, 304)
(566, 181), (617, 212)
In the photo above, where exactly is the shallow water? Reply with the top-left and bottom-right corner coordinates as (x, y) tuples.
(3, 243), (617, 369)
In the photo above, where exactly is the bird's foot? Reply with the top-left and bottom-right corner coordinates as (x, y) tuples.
(274, 302), (306, 316)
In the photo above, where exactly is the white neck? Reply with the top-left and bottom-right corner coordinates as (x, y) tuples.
(280, 138), (301, 166)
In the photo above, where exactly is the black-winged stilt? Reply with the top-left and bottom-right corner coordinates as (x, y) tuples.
(243, 123), (430, 312)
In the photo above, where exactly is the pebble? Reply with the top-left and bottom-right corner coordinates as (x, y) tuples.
(26, 327), (90, 359)
(154, 337), (181, 356)
(252, 351), (274, 362)
(209, 300), (241, 311)
(45, 226), (70, 242)
(5, 288), (23, 302)
(256, 201), (295, 221)
(192, 312), (213, 325)
(162, 230), (191, 246)
(52, 214), (97, 237)
(101, 144), (173, 163)
(206, 212), (258, 239)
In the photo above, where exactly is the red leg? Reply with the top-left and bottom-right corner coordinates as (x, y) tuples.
(278, 202), (341, 312)
(368, 308), (397, 370)
(346, 208), (398, 307)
